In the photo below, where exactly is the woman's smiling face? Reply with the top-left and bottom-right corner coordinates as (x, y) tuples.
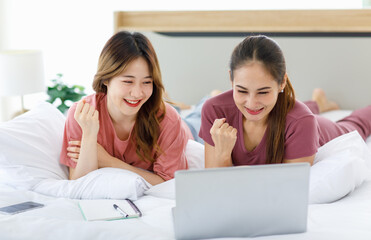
(105, 57), (153, 119)
(232, 61), (284, 124)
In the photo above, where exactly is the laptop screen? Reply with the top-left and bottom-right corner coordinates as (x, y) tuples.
(173, 163), (310, 239)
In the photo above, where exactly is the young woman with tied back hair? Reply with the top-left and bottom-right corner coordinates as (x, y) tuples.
(59, 31), (193, 184)
(199, 35), (371, 167)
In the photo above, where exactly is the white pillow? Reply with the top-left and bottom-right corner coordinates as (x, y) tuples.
(309, 131), (371, 204)
(0, 153), (38, 190)
(185, 139), (205, 169)
(33, 168), (152, 200)
(366, 135), (371, 150)
(33, 140), (202, 200)
(0, 102), (151, 200)
(144, 178), (175, 199)
(0, 102), (68, 189)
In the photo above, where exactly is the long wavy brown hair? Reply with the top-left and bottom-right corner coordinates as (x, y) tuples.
(92, 31), (165, 163)
(229, 35), (296, 164)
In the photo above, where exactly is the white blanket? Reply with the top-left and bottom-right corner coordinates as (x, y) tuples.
(1, 181), (371, 240)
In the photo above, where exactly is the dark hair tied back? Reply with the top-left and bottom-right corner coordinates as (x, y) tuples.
(230, 35), (296, 164)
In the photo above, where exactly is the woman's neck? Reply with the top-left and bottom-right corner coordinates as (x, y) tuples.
(242, 117), (268, 152)
(243, 115), (268, 131)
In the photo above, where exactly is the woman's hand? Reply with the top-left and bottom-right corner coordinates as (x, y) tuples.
(210, 118), (237, 157)
(74, 100), (99, 137)
(206, 118), (237, 168)
(67, 141), (81, 163)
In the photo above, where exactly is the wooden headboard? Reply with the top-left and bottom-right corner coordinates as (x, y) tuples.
(113, 10), (371, 109)
(114, 10), (371, 33)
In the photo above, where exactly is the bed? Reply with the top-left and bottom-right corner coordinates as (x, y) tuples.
(0, 100), (371, 240)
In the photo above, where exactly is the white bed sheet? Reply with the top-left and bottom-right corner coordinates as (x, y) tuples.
(1, 180), (371, 240)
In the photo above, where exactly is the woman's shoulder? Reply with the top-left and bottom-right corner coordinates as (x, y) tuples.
(204, 89), (234, 106)
(162, 102), (182, 123)
(202, 89), (237, 116)
(159, 102), (193, 139)
(286, 100), (316, 125)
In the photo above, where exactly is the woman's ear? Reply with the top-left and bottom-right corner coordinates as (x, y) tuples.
(229, 70), (233, 87)
(281, 73), (288, 91)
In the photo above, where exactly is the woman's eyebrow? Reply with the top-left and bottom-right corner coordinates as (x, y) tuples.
(122, 75), (135, 78)
(236, 85), (271, 91)
(236, 85), (247, 90)
(257, 87), (271, 91)
(121, 75), (152, 79)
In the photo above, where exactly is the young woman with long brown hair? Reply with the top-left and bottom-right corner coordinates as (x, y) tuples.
(59, 31), (193, 184)
(199, 35), (371, 167)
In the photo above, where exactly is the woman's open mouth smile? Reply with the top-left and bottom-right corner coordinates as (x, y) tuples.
(124, 99), (142, 107)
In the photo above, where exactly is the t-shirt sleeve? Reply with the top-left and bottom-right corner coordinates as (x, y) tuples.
(153, 107), (190, 181)
(198, 99), (217, 146)
(59, 103), (82, 168)
(284, 115), (320, 160)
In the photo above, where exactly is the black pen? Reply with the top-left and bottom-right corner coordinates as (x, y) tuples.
(126, 199), (142, 217)
(113, 204), (128, 218)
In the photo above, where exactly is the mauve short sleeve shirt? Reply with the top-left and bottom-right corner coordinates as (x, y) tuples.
(199, 90), (321, 165)
(60, 93), (193, 180)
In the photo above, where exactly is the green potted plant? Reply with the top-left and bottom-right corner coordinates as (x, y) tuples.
(47, 73), (86, 113)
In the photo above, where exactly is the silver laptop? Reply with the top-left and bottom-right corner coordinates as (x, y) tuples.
(172, 163), (310, 240)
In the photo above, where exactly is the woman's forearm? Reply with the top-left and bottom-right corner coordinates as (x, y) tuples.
(100, 155), (165, 185)
(70, 134), (98, 180)
(118, 161), (165, 185)
(205, 142), (233, 168)
(95, 143), (165, 185)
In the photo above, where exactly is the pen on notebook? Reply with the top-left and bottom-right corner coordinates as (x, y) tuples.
(126, 199), (142, 217)
(113, 204), (128, 218)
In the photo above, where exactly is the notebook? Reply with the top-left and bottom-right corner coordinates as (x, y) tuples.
(173, 163), (310, 239)
(78, 199), (142, 221)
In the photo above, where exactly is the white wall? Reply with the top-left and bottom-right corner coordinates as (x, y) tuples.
(0, 0), (19, 121)
(0, 0), (5, 49)
(147, 32), (371, 109)
(0, 0), (118, 120)
(2, 0), (361, 90)
(0, 0), (367, 120)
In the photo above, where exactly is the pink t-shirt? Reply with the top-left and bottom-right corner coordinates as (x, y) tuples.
(199, 90), (327, 165)
(60, 93), (193, 180)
